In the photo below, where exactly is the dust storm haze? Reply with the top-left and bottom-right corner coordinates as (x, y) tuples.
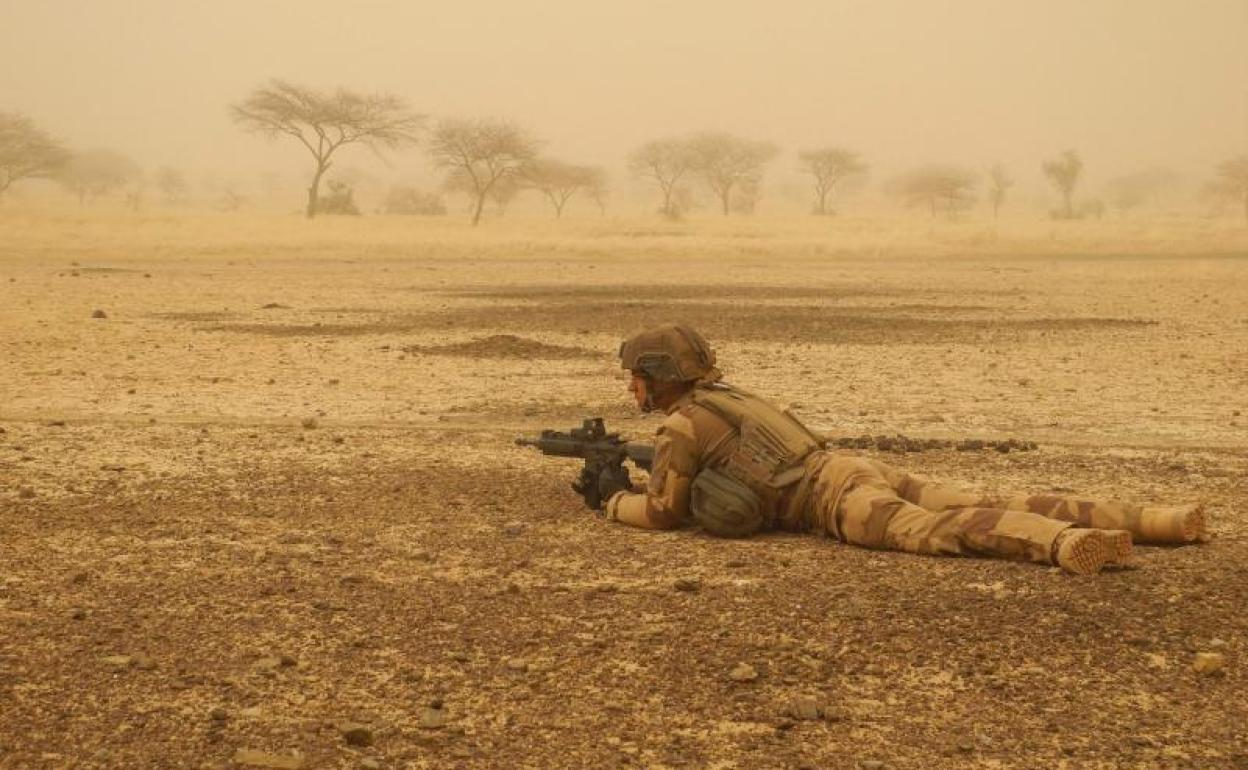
(3, 0), (1246, 210)
(3, 4), (1248, 770)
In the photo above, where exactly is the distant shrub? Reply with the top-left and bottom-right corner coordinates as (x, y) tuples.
(319, 180), (361, 216)
(384, 186), (447, 216)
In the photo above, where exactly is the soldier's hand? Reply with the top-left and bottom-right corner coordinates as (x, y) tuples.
(572, 463), (604, 510)
(596, 463), (632, 506)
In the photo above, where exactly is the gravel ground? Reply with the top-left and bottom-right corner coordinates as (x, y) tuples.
(1, 216), (1245, 769)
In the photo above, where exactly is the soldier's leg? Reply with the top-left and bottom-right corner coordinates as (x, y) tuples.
(866, 459), (1203, 545)
(814, 457), (1130, 574)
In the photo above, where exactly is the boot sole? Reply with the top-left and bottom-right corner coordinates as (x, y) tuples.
(1059, 530), (1108, 576)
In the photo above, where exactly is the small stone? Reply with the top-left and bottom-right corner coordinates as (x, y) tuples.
(209, 706), (229, 722)
(101, 655), (133, 668)
(502, 522), (524, 536)
(860, 762), (885, 770)
(17, 486), (35, 499)
(92, 309), (108, 319)
(420, 705), (447, 730)
(360, 760), (382, 770)
(255, 656), (282, 669)
(728, 663), (758, 682)
(100, 464), (126, 472)
(340, 723), (373, 747)
(71, 609), (87, 620)
(673, 578), (701, 593)
(786, 695), (822, 721)
(1192, 652), (1226, 675)
(506, 657), (529, 672)
(300, 417), (319, 430)
(279, 654), (298, 667)
(725, 559), (746, 568)
(134, 655), (158, 670)
(232, 749), (306, 769)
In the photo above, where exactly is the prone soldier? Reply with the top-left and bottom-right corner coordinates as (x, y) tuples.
(571, 323), (1206, 576)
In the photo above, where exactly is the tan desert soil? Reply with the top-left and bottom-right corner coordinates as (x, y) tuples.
(1, 217), (1246, 769)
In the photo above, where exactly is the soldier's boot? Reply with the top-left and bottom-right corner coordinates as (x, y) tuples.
(1101, 530), (1135, 565)
(1052, 529), (1134, 576)
(1137, 504), (1206, 544)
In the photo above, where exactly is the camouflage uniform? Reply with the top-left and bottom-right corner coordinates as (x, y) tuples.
(606, 324), (1202, 571)
(607, 389), (1202, 567)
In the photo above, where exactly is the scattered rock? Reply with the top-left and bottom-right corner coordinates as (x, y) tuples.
(91, 309), (108, 319)
(70, 608), (87, 620)
(209, 706), (229, 722)
(506, 657), (529, 672)
(134, 655), (158, 671)
(17, 486), (35, 500)
(300, 417), (319, 430)
(232, 749), (305, 769)
(1192, 652), (1226, 676)
(101, 655), (133, 668)
(725, 559), (746, 568)
(420, 703), (447, 730)
(673, 577), (702, 593)
(360, 760), (382, 770)
(255, 656), (282, 669)
(100, 464), (126, 472)
(260, 303), (291, 310)
(340, 723), (373, 747)
(728, 663), (759, 682)
(502, 522), (524, 536)
(785, 695), (823, 721)
(860, 762), (886, 770)
(279, 654), (298, 667)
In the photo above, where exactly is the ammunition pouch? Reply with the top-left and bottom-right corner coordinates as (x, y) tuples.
(690, 467), (765, 538)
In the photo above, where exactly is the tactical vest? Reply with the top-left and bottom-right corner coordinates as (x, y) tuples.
(691, 384), (822, 495)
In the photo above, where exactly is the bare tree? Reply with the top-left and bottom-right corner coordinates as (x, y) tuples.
(58, 149), (141, 205)
(231, 80), (423, 218)
(521, 159), (602, 218)
(1204, 156), (1248, 223)
(986, 163), (1013, 220)
(892, 165), (977, 218)
(155, 166), (189, 205)
(0, 113), (69, 199)
(1042, 149), (1083, 220)
(797, 147), (866, 215)
(628, 137), (694, 218)
(687, 132), (778, 215)
(585, 167), (609, 216)
(427, 118), (539, 225)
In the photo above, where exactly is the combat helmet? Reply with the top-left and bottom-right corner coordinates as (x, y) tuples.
(618, 323), (722, 383)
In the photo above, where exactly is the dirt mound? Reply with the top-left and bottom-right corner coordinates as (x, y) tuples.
(404, 334), (600, 359)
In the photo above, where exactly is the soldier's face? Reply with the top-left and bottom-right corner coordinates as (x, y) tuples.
(628, 373), (649, 410)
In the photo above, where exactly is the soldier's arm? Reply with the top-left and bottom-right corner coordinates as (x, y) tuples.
(603, 415), (698, 530)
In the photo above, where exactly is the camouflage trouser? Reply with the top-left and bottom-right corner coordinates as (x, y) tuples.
(804, 453), (1124, 566)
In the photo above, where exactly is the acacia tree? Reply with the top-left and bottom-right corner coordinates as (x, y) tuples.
(687, 132), (778, 215)
(0, 112), (69, 199)
(1204, 156), (1248, 223)
(231, 80), (423, 218)
(155, 166), (189, 204)
(57, 149), (141, 205)
(892, 165), (977, 218)
(1042, 149), (1083, 219)
(585, 168), (609, 216)
(628, 137), (694, 218)
(797, 147), (866, 215)
(986, 163), (1013, 219)
(521, 159), (602, 218)
(427, 118), (539, 225)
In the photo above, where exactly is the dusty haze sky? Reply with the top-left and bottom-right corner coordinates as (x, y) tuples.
(3, 0), (1245, 198)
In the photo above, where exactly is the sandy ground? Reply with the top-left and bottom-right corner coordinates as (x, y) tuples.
(1, 212), (1246, 769)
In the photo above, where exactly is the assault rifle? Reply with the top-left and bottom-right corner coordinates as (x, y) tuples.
(516, 418), (654, 509)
